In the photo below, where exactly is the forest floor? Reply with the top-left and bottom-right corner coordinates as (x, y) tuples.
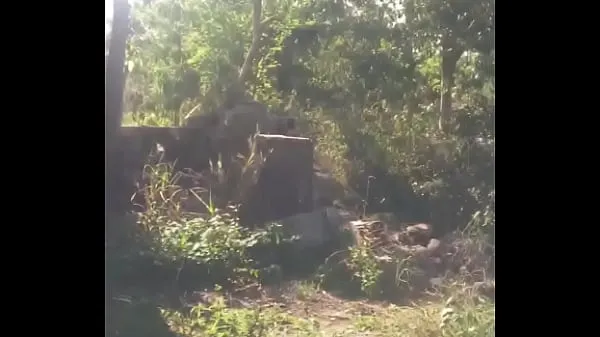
(109, 235), (495, 337)
(107, 214), (494, 336)
(149, 279), (495, 337)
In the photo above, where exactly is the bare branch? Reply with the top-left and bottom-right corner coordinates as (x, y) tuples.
(238, 0), (263, 84)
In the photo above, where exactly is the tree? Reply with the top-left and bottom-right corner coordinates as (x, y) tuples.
(406, 0), (494, 133)
(106, 0), (130, 149)
(120, 0), (495, 231)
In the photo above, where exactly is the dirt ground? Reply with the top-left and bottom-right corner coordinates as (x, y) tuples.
(180, 281), (440, 335)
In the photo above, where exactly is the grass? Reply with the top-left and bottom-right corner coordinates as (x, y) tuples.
(107, 157), (494, 337)
(155, 279), (494, 337)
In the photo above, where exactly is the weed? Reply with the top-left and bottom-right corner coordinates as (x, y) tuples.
(109, 157), (494, 337)
(347, 245), (383, 296)
(295, 281), (320, 301)
(130, 160), (289, 290)
(162, 295), (322, 337)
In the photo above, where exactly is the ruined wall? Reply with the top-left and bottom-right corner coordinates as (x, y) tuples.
(237, 135), (314, 227)
(107, 120), (309, 221)
(107, 126), (214, 213)
(107, 97), (326, 229)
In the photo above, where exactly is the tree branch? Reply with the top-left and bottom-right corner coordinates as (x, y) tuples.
(185, 0), (268, 121)
(238, 0), (263, 84)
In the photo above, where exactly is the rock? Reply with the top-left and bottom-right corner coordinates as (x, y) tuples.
(406, 223), (432, 237)
(279, 209), (331, 248)
(427, 238), (441, 253)
(278, 207), (351, 249)
(406, 223), (433, 245)
(412, 238), (442, 261)
(413, 245), (429, 255)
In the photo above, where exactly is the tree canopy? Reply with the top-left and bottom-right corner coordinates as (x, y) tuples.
(116, 0), (494, 232)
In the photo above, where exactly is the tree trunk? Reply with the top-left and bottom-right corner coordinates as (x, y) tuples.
(238, 0), (263, 84)
(438, 36), (464, 134)
(185, 0), (265, 120)
(106, 0), (130, 153)
(403, 0), (418, 149)
(106, 0), (129, 213)
(106, 1), (129, 334)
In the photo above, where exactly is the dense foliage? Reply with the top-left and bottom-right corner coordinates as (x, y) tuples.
(110, 0), (494, 235)
(106, 0), (494, 334)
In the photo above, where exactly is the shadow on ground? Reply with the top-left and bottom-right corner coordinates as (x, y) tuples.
(107, 295), (178, 337)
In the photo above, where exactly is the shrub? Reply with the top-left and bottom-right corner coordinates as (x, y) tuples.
(133, 160), (287, 289)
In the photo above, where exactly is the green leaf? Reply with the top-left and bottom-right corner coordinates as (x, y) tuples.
(192, 242), (201, 251)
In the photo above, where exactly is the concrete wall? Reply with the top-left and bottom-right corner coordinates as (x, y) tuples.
(106, 126), (315, 228)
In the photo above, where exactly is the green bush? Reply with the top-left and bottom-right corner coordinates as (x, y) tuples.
(128, 161), (291, 289)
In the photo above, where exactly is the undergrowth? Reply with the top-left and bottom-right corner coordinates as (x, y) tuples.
(107, 159), (495, 337)
(132, 160), (290, 289)
(159, 280), (494, 337)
